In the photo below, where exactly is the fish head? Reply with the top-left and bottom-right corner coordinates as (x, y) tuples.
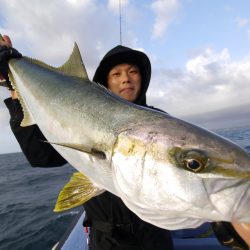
(111, 115), (250, 230)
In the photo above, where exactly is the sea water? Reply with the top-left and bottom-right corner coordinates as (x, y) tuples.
(0, 126), (250, 250)
(0, 155), (79, 250)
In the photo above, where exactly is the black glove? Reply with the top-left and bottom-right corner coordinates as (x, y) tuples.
(211, 222), (249, 250)
(0, 45), (22, 90)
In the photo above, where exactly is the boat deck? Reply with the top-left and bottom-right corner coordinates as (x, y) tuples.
(54, 211), (228, 250)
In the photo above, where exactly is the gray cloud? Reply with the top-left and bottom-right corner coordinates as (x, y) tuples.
(148, 48), (250, 116)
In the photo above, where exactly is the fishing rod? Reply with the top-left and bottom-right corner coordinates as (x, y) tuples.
(119, 0), (122, 45)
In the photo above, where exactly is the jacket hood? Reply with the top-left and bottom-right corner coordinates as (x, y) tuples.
(93, 45), (151, 106)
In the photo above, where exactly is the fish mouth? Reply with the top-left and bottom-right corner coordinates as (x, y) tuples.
(232, 183), (250, 223)
(203, 178), (250, 221)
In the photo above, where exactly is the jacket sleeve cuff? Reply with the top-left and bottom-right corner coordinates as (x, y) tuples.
(4, 98), (24, 127)
(211, 222), (249, 250)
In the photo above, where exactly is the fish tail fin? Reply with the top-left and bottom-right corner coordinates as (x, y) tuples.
(8, 71), (36, 127)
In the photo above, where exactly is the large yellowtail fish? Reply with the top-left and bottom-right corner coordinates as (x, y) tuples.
(6, 43), (250, 230)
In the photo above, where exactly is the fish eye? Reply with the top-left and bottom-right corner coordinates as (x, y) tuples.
(168, 147), (210, 173)
(183, 158), (203, 172)
(179, 149), (208, 173)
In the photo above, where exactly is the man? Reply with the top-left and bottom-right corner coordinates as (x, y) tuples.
(0, 35), (173, 250)
(1, 35), (249, 250)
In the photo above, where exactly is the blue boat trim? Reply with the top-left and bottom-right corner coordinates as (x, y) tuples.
(55, 207), (88, 250)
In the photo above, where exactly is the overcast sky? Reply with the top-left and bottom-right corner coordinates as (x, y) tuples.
(1, 0), (250, 153)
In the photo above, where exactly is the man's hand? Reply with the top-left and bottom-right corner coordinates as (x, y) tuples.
(0, 34), (22, 90)
(0, 34), (12, 47)
(212, 221), (249, 250)
(232, 222), (250, 247)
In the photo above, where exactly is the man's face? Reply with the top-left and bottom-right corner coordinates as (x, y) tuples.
(107, 63), (141, 103)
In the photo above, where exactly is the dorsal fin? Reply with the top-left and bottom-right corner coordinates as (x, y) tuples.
(22, 42), (89, 80)
(57, 42), (89, 79)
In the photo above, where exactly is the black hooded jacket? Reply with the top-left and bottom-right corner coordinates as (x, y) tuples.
(4, 45), (173, 250)
(93, 45), (151, 106)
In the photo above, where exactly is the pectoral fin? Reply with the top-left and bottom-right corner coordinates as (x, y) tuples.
(54, 172), (104, 212)
(0, 80), (9, 88)
(43, 141), (106, 159)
